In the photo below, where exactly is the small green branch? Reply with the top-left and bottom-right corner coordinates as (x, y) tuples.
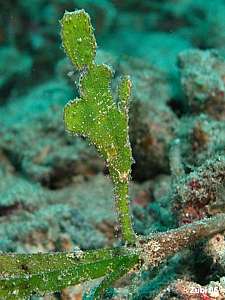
(85, 250), (139, 299)
(114, 181), (136, 244)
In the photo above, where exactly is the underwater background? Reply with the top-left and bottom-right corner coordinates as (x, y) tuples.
(0, 0), (225, 299)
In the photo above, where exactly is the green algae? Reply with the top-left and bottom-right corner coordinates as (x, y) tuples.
(61, 10), (135, 243)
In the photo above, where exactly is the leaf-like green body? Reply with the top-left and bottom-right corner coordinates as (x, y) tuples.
(64, 64), (132, 181)
(62, 10), (135, 243)
(60, 10), (96, 70)
(0, 248), (139, 299)
(85, 257), (136, 300)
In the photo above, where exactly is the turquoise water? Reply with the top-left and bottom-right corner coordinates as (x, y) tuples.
(0, 1), (225, 299)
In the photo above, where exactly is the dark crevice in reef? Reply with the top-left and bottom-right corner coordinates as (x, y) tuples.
(167, 98), (187, 118)
(40, 163), (86, 190)
(0, 203), (22, 217)
(0, 149), (22, 174)
(1, 148), (103, 190)
(192, 244), (218, 286)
